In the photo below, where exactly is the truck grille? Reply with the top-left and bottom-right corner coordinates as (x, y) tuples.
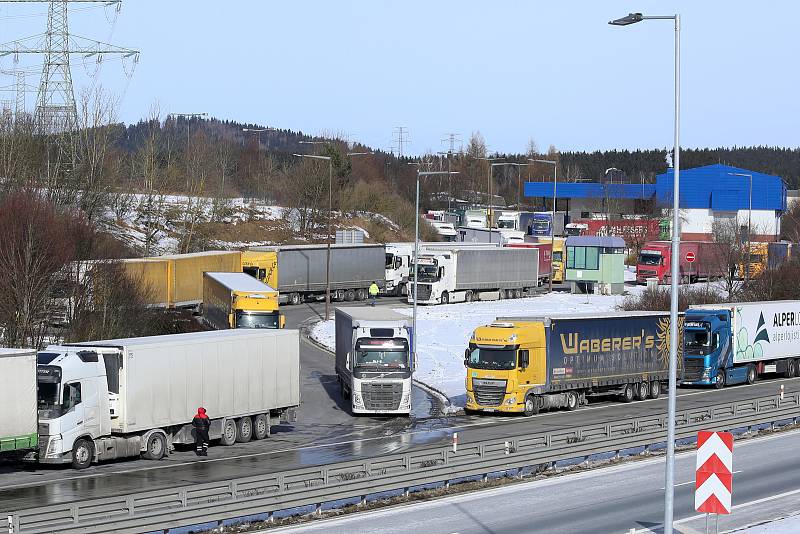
(683, 358), (705, 381)
(472, 378), (507, 407)
(413, 284), (432, 301)
(638, 269), (657, 278)
(362, 382), (403, 411)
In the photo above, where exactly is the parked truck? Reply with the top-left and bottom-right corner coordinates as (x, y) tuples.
(682, 301), (800, 388)
(506, 242), (553, 285)
(0, 349), (38, 458)
(335, 307), (413, 415)
(464, 312), (679, 415)
(250, 244), (385, 305)
(636, 240), (725, 284)
(120, 250), (242, 308)
(464, 209), (487, 229)
(34, 329), (300, 469)
(737, 242), (769, 279)
(203, 272), (283, 329)
(408, 246), (539, 305)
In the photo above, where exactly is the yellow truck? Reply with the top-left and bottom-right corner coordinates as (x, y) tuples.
(241, 249), (278, 288)
(465, 312), (677, 415)
(737, 242), (768, 279)
(203, 272), (284, 329)
(119, 250), (242, 308)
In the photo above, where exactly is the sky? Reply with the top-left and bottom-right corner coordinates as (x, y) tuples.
(0, 1), (797, 155)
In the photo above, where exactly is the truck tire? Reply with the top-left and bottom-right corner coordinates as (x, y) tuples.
(566, 391), (579, 411)
(220, 419), (237, 446)
(497, 288), (504, 300)
(465, 290), (474, 303)
(289, 292), (301, 306)
(523, 395), (540, 416)
(514, 288), (523, 299)
(253, 414), (269, 440)
(143, 432), (167, 460)
(441, 291), (449, 304)
(635, 382), (649, 401)
(649, 380), (661, 399)
(71, 438), (93, 470)
(746, 364), (757, 385)
(621, 383), (635, 403)
(345, 289), (356, 302)
(715, 371), (726, 389)
(356, 288), (367, 301)
(784, 359), (797, 378)
(795, 359), (800, 378)
(235, 417), (253, 443)
(334, 289), (345, 302)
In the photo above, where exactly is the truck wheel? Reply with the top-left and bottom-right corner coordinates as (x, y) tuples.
(289, 292), (301, 305)
(465, 290), (474, 303)
(356, 288), (367, 301)
(746, 364), (757, 385)
(143, 432), (167, 460)
(441, 291), (449, 304)
(253, 414), (269, 440)
(333, 289), (344, 302)
(235, 417), (253, 443)
(621, 384), (635, 403)
(220, 419), (237, 446)
(795, 359), (800, 378)
(566, 391), (579, 411)
(497, 288), (505, 300)
(784, 359), (797, 378)
(635, 382), (649, 401)
(649, 380), (661, 399)
(523, 395), (540, 416)
(513, 288), (521, 299)
(71, 438), (93, 470)
(715, 371), (726, 389)
(345, 289), (356, 302)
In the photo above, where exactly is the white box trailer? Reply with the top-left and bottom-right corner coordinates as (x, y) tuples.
(0, 349), (38, 457)
(36, 329), (300, 468)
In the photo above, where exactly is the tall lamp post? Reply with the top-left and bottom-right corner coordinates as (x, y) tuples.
(412, 169), (459, 368)
(242, 127), (278, 150)
(610, 11), (680, 533)
(294, 149), (372, 321)
(531, 158), (558, 292)
(729, 172), (753, 281)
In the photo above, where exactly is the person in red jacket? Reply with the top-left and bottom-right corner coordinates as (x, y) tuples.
(192, 407), (210, 456)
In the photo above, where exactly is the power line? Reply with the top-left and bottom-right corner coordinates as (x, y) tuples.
(392, 126), (410, 158)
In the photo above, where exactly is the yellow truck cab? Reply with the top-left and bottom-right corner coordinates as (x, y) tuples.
(465, 312), (677, 415)
(203, 272), (284, 329)
(241, 250), (279, 288)
(738, 242), (768, 279)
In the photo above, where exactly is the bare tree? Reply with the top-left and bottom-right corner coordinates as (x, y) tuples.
(281, 158), (326, 239)
(711, 217), (747, 298)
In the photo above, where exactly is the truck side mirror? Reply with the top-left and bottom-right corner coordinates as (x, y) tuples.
(279, 315), (286, 329)
(464, 348), (470, 367)
(519, 350), (529, 370)
(346, 352), (351, 370)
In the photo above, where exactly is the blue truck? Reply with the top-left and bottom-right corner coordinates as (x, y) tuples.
(682, 301), (800, 388)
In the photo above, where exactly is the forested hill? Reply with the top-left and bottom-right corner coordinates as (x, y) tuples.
(557, 146), (800, 187)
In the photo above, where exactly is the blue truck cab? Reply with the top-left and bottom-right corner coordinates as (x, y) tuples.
(683, 308), (751, 387)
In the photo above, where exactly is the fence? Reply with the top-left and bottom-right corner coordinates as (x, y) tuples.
(5, 392), (800, 533)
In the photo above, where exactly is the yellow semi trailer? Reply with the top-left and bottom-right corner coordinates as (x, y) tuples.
(202, 272), (283, 329)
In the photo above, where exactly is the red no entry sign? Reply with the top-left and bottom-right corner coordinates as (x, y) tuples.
(686, 251), (696, 263)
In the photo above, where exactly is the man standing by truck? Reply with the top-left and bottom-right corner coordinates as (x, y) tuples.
(369, 281), (379, 306)
(192, 407), (210, 456)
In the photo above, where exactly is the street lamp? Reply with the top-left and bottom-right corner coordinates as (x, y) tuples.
(610, 11), (681, 533)
(293, 149), (372, 321)
(412, 169), (459, 369)
(242, 127), (278, 150)
(168, 112), (208, 189)
(530, 159), (558, 291)
(729, 172), (753, 281)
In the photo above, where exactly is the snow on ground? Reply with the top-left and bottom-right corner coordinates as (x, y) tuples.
(310, 286), (645, 406)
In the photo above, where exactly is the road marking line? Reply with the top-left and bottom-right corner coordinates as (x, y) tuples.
(660, 470), (741, 490)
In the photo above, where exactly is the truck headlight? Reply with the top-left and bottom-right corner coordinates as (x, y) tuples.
(352, 393), (364, 408)
(400, 394), (411, 408)
(46, 435), (62, 458)
(702, 368), (711, 380)
(505, 396), (516, 405)
(466, 393), (475, 405)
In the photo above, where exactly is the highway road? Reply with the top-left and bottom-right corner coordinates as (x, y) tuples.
(271, 429), (800, 534)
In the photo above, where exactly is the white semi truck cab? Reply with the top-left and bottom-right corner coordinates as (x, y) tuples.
(335, 307), (413, 415)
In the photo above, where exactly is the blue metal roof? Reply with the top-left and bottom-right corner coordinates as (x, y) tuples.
(524, 164), (786, 212)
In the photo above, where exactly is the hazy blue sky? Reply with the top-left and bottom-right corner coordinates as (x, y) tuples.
(0, 1), (797, 154)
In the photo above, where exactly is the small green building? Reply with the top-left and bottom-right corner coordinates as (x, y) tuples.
(565, 236), (626, 295)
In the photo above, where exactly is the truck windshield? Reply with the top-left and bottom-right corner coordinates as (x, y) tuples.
(235, 312), (279, 329)
(497, 219), (515, 229)
(385, 254), (394, 268)
(467, 346), (517, 370)
(552, 251), (563, 262)
(37, 381), (62, 419)
(639, 253), (662, 266)
(685, 329), (713, 355)
(415, 264), (439, 283)
(532, 221), (549, 232)
(355, 339), (409, 368)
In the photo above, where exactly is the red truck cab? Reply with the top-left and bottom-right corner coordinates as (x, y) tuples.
(636, 240), (720, 284)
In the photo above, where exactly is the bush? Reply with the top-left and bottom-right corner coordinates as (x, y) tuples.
(620, 285), (726, 312)
(738, 261), (800, 302)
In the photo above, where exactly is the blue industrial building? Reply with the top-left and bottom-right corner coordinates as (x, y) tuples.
(524, 164), (787, 240)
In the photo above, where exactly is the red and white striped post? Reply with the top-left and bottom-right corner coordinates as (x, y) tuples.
(695, 430), (734, 532)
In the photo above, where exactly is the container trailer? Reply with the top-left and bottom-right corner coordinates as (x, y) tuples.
(0, 349), (38, 458)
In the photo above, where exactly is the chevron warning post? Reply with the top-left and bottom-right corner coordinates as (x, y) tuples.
(695, 430), (734, 515)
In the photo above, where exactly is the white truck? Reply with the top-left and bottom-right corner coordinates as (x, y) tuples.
(335, 307), (413, 415)
(0, 349), (38, 459)
(34, 329), (300, 469)
(408, 246), (539, 305)
(457, 226), (525, 245)
(385, 243), (414, 296)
